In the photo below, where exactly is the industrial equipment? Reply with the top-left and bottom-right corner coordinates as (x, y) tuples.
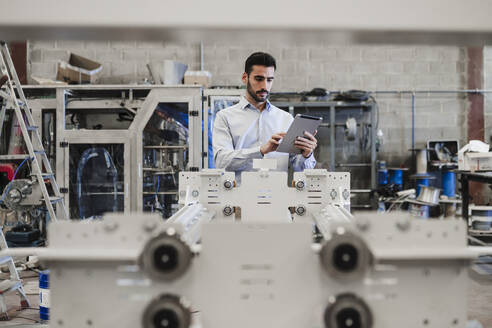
(202, 88), (242, 169)
(21, 85), (203, 219)
(271, 94), (378, 210)
(3, 164), (480, 328)
(0, 43), (68, 243)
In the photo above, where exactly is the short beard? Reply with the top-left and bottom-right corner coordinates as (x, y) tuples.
(247, 80), (269, 103)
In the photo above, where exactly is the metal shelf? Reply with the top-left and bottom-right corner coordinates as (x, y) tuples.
(144, 145), (188, 149)
(81, 192), (124, 196)
(143, 191), (179, 195)
(337, 163), (372, 167)
(273, 99), (377, 210)
(142, 168), (176, 173)
(273, 101), (373, 107)
(319, 123), (373, 128)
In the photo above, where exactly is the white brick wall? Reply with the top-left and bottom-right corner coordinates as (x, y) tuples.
(26, 40), (469, 166)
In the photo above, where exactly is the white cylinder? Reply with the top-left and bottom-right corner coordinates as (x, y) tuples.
(416, 149), (427, 174)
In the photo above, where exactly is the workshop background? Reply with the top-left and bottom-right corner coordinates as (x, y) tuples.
(26, 41), (492, 165)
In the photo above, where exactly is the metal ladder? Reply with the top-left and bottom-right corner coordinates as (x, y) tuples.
(0, 41), (68, 221)
(0, 226), (30, 320)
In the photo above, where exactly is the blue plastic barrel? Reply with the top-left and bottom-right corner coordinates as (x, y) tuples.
(39, 270), (49, 321)
(389, 169), (403, 188)
(378, 169), (388, 185)
(442, 171), (456, 197)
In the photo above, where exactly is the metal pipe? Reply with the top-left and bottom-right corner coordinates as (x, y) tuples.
(272, 89), (492, 96)
(370, 89), (492, 94)
(411, 92), (415, 151)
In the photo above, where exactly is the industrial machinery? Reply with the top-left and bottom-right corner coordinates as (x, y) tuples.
(202, 88), (242, 169)
(0, 43), (68, 240)
(20, 85), (203, 219)
(3, 164), (479, 328)
(271, 93), (378, 210)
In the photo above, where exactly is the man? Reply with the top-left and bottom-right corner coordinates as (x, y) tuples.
(213, 52), (317, 181)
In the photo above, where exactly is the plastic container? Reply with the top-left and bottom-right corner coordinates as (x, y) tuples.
(442, 171), (456, 197)
(389, 168), (404, 189)
(377, 161), (388, 186)
(39, 270), (50, 321)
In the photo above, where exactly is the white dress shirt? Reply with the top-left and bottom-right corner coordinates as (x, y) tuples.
(213, 96), (316, 181)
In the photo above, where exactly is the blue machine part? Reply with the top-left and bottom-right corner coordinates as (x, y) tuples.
(416, 178), (429, 196)
(39, 270), (49, 321)
(442, 170), (456, 197)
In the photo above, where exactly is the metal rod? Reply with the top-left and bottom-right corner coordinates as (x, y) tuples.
(329, 105), (335, 171)
(411, 92), (415, 151)
(337, 163), (371, 167)
(370, 89), (492, 94)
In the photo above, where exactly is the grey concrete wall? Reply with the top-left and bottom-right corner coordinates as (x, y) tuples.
(485, 46), (492, 146)
(27, 40), (468, 166)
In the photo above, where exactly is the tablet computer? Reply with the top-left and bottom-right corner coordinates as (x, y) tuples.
(276, 114), (322, 154)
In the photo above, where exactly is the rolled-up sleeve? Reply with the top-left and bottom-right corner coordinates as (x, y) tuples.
(213, 111), (263, 171)
(290, 153), (316, 171)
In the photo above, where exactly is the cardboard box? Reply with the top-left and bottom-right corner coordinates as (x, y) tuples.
(458, 152), (492, 171)
(184, 71), (212, 87)
(56, 53), (102, 84)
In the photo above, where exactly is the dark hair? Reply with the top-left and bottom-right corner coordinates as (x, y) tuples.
(245, 52), (276, 75)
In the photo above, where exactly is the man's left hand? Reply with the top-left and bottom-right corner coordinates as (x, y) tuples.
(294, 130), (317, 158)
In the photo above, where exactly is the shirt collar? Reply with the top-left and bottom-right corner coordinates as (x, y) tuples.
(240, 96), (272, 112)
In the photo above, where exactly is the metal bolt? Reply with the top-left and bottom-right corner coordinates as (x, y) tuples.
(336, 226), (346, 235)
(103, 221), (119, 232)
(342, 189), (350, 200)
(191, 190), (199, 198)
(396, 217), (411, 231)
(223, 180), (233, 190)
(356, 217), (370, 232)
(223, 205), (234, 216)
(179, 190), (186, 197)
(166, 227), (176, 236)
(295, 205), (306, 216)
(295, 180), (305, 191)
(143, 220), (157, 232)
(330, 189), (337, 200)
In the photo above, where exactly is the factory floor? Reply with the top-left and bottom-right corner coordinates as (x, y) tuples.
(1, 273), (492, 327)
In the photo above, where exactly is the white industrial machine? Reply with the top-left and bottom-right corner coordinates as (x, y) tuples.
(2, 165), (478, 328)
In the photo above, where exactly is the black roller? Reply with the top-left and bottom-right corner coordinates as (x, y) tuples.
(324, 293), (372, 328)
(332, 243), (359, 273)
(319, 230), (372, 280)
(152, 308), (180, 328)
(140, 230), (192, 281)
(143, 294), (191, 328)
(153, 245), (179, 273)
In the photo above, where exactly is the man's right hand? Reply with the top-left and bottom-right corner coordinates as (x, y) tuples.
(260, 132), (286, 155)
